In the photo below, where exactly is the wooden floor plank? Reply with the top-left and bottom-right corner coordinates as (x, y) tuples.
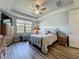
(47, 43), (79, 59)
(1, 42), (79, 59)
(4, 42), (47, 59)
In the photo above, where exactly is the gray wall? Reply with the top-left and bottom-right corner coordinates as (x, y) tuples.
(39, 11), (69, 35)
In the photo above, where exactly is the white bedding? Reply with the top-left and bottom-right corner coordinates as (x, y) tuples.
(30, 33), (57, 54)
(30, 34), (53, 38)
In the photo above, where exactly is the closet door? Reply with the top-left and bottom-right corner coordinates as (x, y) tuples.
(69, 9), (79, 48)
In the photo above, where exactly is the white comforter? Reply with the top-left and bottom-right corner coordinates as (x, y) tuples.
(30, 33), (57, 54)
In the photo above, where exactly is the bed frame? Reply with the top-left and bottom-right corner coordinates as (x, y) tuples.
(56, 31), (69, 46)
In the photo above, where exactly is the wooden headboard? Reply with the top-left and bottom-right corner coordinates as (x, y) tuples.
(56, 30), (69, 46)
(57, 31), (67, 38)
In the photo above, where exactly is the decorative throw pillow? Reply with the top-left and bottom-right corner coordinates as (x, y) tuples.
(46, 31), (52, 35)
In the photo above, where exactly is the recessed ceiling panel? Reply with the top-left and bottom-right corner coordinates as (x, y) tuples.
(11, 0), (73, 19)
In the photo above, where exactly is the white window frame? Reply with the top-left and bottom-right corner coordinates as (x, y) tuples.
(16, 19), (32, 33)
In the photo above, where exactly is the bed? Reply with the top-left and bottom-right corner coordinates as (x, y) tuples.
(29, 33), (57, 54)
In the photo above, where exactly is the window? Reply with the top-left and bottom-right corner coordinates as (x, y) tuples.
(16, 19), (32, 33)
(25, 25), (32, 32)
(17, 23), (24, 33)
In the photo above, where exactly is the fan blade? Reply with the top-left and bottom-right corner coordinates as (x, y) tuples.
(40, 12), (43, 14)
(36, 5), (40, 9)
(41, 8), (46, 10)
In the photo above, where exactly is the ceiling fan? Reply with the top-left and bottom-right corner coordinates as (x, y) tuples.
(33, 4), (46, 14)
(33, 0), (47, 14)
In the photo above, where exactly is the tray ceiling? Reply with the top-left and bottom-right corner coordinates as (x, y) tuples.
(11, 0), (73, 19)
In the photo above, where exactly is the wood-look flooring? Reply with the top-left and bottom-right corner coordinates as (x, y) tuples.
(4, 42), (47, 59)
(2, 42), (79, 59)
(46, 43), (79, 59)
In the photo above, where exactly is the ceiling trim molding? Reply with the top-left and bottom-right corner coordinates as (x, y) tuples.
(11, 9), (38, 19)
(1, 10), (37, 22)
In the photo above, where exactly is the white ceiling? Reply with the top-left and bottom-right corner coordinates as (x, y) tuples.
(0, 0), (73, 21)
(11, 0), (73, 19)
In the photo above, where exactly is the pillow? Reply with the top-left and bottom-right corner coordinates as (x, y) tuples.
(51, 30), (56, 34)
(45, 31), (52, 35)
(45, 28), (57, 34)
(40, 29), (47, 34)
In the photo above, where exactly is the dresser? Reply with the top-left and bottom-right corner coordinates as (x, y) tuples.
(0, 24), (14, 35)
(0, 24), (6, 35)
(1, 24), (7, 35)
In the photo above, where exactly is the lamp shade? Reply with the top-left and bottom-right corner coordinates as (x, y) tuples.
(33, 25), (40, 34)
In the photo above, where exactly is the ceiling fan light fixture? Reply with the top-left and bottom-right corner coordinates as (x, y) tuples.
(32, 0), (47, 15)
(34, 10), (40, 14)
